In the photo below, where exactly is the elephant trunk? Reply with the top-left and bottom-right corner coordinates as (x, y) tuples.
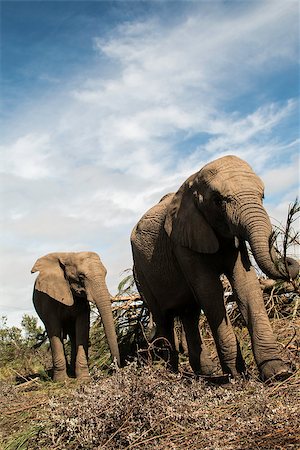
(89, 278), (120, 366)
(237, 198), (299, 280)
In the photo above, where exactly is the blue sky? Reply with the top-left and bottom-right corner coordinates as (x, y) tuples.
(1, 0), (299, 326)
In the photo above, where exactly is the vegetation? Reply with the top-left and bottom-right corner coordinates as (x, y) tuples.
(0, 200), (299, 449)
(0, 315), (51, 382)
(1, 307), (299, 450)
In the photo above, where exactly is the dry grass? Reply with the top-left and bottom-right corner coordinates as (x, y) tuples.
(1, 312), (299, 450)
(44, 359), (300, 450)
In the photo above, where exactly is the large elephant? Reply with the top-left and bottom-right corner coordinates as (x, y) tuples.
(32, 251), (120, 381)
(131, 155), (299, 381)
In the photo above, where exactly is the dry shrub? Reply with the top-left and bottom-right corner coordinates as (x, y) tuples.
(34, 361), (300, 450)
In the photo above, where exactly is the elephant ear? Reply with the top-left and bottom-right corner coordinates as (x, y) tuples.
(164, 177), (219, 254)
(31, 253), (74, 306)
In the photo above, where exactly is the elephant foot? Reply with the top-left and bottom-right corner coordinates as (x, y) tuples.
(221, 348), (246, 379)
(75, 369), (90, 380)
(221, 361), (246, 378)
(189, 354), (217, 376)
(198, 360), (217, 376)
(76, 374), (91, 383)
(259, 359), (293, 382)
(53, 370), (69, 382)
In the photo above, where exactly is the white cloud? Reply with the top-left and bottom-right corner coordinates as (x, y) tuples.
(0, 134), (52, 179)
(93, 1), (298, 101)
(203, 101), (297, 153)
(263, 158), (299, 196)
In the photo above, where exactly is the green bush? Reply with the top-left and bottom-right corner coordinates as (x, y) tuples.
(0, 315), (50, 381)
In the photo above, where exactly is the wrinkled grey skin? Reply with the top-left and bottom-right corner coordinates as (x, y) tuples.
(32, 252), (120, 381)
(131, 156), (299, 381)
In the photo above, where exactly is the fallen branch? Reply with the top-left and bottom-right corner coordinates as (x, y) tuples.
(111, 295), (141, 303)
(5, 399), (47, 415)
(15, 378), (40, 390)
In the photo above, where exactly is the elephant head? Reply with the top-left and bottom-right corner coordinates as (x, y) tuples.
(165, 155), (299, 280)
(31, 251), (120, 365)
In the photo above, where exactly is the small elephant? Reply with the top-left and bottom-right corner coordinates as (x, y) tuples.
(32, 251), (120, 381)
(131, 155), (299, 381)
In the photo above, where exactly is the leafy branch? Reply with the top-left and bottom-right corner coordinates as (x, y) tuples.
(117, 268), (137, 296)
(271, 197), (300, 257)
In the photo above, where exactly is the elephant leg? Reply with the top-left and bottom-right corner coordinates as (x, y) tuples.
(47, 324), (68, 382)
(33, 293), (68, 381)
(176, 248), (245, 377)
(74, 309), (90, 380)
(134, 268), (178, 371)
(68, 325), (76, 377)
(154, 313), (178, 372)
(201, 290), (245, 377)
(180, 308), (216, 376)
(228, 246), (291, 381)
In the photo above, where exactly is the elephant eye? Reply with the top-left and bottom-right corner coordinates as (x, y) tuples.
(213, 194), (223, 207)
